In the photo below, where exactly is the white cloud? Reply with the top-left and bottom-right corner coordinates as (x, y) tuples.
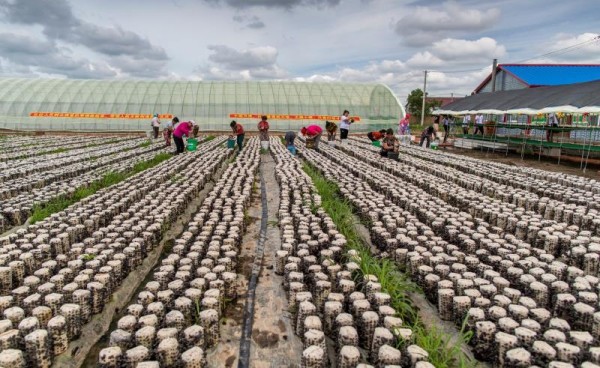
(198, 45), (288, 80)
(406, 51), (444, 68)
(395, 1), (501, 46)
(431, 37), (506, 61)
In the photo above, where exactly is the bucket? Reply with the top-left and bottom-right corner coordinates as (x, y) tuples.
(430, 141), (439, 150)
(287, 145), (296, 155)
(372, 140), (381, 147)
(261, 141), (270, 150)
(227, 139), (236, 149)
(187, 138), (198, 151)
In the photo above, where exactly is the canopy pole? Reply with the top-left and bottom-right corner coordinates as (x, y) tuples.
(420, 70), (428, 126)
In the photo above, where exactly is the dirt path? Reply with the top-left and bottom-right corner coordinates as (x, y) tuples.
(206, 152), (303, 368)
(247, 153), (303, 367)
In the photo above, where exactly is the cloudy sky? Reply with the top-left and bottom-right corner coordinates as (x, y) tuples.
(0, 0), (599, 101)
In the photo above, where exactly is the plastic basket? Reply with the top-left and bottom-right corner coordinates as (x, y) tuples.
(287, 145), (296, 155)
(372, 140), (381, 147)
(227, 139), (236, 149)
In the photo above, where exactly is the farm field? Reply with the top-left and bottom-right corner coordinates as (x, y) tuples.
(0, 134), (599, 368)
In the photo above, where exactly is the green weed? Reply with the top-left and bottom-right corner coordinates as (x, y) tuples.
(302, 161), (476, 368)
(138, 140), (152, 148)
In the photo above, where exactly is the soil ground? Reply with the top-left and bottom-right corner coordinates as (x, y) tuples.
(446, 146), (599, 178)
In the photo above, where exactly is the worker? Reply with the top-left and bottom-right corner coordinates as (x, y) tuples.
(547, 113), (559, 142)
(191, 120), (199, 138)
(301, 125), (323, 149)
(380, 129), (399, 157)
(230, 120), (245, 152)
(367, 129), (386, 142)
(474, 113), (484, 135)
(162, 116), (178, 147)
(419, 126), (436, 148)
(257, 115), (269, 141)
(325, 121), (337, 141)
(339, 110), (354, 141)
(462, 114), (471, 135)
(285, 131), (296, 155)
(151, 113), (161, 139)
(172, 120), (194, 155)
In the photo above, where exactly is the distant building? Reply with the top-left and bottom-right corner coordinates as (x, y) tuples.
(426, 96), (464, 107)
(474, 64), (600, 94)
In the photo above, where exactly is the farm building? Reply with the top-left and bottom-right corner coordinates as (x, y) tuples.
(0, 78), (404, 132)
(475, 64), (600, 94)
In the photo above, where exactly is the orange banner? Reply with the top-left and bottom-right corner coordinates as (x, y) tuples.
(229, 113), (361, 121)
(29, 112), (173, 119)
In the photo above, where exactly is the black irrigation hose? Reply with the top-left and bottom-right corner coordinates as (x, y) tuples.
(238, 156), (268, 368)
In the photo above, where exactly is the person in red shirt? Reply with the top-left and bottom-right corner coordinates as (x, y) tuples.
(172, 120), (194, 155)
(230, 120), (245, 151)
(257, 115), (269, 142)
(301, 125), (323, 149)
(367, 129), (386, 142)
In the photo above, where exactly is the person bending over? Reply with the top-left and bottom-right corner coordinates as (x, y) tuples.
(301, 125), (323, 149)
(230, 120), (245, 152)
(420, 126), (435, 148)
(172, 120), (194, 155)
(367, 129), (386, 142)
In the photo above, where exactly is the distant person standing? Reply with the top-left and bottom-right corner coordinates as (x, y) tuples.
(442, 115), (453, 143)
(398, 114), (410, 135)
(547, 112), (559, 142)
(474, 113), (484, 135)
(162, 116), (178, 147)
(151, 113), (161, 139)
(172, 120), (194, 155)
(257, 115), (270, 141)
(339, 110), (354, 140)
(462, 114), (471, 135)
(230, 120), (245, 152)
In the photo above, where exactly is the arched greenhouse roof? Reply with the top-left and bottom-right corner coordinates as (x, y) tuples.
(0, 78), (404, 132)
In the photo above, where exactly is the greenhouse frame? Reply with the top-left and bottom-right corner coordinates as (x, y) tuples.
(0, 78), (404, 132)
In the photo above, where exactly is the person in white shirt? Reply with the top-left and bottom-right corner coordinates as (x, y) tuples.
(462, 115), (471, 135)
(474, 114), (484, 135)
(547, 113), (559, 142)
(151, 113), (161, 139)
(339, 110), (354, 140)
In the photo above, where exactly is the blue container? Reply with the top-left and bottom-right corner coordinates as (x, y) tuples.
(287, 145), (296, 155)
(227, 139), (236, 149)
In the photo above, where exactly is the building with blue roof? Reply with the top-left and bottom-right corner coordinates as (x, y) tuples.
(474, 64), (600, 94)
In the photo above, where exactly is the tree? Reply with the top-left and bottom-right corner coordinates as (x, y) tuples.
(406, 89), (442, 124)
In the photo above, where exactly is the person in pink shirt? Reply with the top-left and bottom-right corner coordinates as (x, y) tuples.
(172, 120), (194, 154)
(301, 125), (323, 149)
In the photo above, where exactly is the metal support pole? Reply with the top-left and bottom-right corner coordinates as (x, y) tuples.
(491, 59), (498, 93)
(420, 70), (428, 126)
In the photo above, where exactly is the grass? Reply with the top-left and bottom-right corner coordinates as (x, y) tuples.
(138, 140), (152, 148)
(205, 135), (216, 142)
(30, 152), (172, 224)
(302, 161), (477, 368)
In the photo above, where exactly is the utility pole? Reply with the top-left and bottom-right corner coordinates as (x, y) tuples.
(420, 70), (428, 126)
(491, 58), (498, 92)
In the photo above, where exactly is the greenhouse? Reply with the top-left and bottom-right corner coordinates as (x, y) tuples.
(0, 78), (404, 132)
